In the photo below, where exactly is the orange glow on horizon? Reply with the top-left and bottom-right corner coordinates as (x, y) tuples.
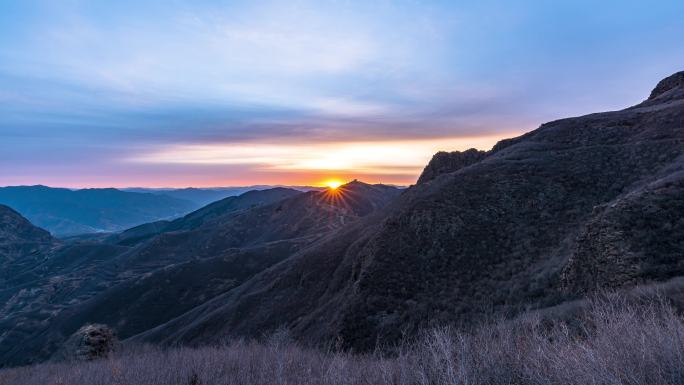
(322, 179), (343, 189)
(115, 132), (522, 187)
(5, 132), (526, 188)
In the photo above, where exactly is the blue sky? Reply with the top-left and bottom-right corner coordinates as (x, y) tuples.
(1, 0), (683, 187)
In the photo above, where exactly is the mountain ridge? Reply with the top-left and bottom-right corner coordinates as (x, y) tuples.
(122, 185), (324, 206)
(0, 183), (401, 366)
(132, 71), (684, 351)
(0, 186), (198, 236)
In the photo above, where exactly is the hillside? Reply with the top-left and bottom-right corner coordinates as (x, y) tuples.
(0, 186), (198, 236)
(0, 204), (55, 248)
(123, 186), (323, 207)
(49, 182), (401, 342)
(3, 296), (684, 385)
(108, 187), (302, 245)
(0, 205), (57, 286)
(134, 71), (684, 351)
(122, 187), (258, 206)
(0, 184), (400, 366)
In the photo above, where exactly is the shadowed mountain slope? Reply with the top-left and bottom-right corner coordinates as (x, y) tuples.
(123, 185), (323, 207)
(165, 187), (302, 230)
(0, 205), (57, 286)
(0, 204), (55, 250)
(560, 158), (684, 293)
(134, 71), (684, 351)
(108, 182), (400, 274)
(0, 184), (400, 366)
(54, 182), (401, 338)
(108, 187), (302, 245)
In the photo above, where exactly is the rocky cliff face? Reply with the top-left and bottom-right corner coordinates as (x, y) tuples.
(561, 159), (684, 293)
(649, 71), (684, 100)
(416, 149), (487, 184)
(134, 71), (684, 352)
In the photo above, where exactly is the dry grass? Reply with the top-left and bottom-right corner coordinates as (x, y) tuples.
(2, 295), (684, 385)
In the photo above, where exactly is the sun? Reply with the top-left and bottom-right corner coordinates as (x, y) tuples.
(323, 179), (343, 189)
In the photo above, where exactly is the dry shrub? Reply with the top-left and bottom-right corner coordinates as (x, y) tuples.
(2, 295), (684, 385)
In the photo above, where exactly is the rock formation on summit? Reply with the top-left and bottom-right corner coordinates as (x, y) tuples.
(648, 71), (684, 100)
(417, 148), (487, 184)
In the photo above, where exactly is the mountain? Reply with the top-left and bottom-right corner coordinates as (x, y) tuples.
(0, 186), (199, 236)
(108, 187), (302, 245)
(132, 71), (684, 351)
(123, 186), (323, 207)
(48, 182), (400, 341)
(163, 187), (306, 232)
(0, 183), (400, 366)
(0, 205), (57, 286)
(122, 187), (264, 207)
(0, 204), (55, 248)
(3, 72), (684, 368)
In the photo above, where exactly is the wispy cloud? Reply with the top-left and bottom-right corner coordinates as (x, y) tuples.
(128, 134), (515, 177)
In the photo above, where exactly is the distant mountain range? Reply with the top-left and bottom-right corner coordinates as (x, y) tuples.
(122, 185), (323, 207)
(0, 182), (401, 366)
(0, 185), (323, 237)
(1, 71), (684, 367)
(0, 186), (198, 237)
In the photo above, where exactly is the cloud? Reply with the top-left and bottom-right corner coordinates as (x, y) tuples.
(126, 134), (513, 177)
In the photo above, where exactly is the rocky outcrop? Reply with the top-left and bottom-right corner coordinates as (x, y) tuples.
(561, 164), (684, 293)
(649, 71), (684, 100)
(52, 324), (119, 362)
(417, 149), (487, 184)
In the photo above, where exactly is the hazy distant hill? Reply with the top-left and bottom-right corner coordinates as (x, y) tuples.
(0, 186), (198, 237)
(123, 185), (323, 207)
(108, 187), (303, 245)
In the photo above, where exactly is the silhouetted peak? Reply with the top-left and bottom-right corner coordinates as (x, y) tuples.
(335, 180), (398, 194)
(340, 179), (367, 188)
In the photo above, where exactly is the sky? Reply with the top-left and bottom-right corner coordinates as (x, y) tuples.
(1, 0), (683, 188)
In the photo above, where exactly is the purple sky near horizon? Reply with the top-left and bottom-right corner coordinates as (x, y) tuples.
(1, 0), (683, 187)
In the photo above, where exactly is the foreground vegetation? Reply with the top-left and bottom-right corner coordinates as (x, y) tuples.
(2, 295), (683, 385)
